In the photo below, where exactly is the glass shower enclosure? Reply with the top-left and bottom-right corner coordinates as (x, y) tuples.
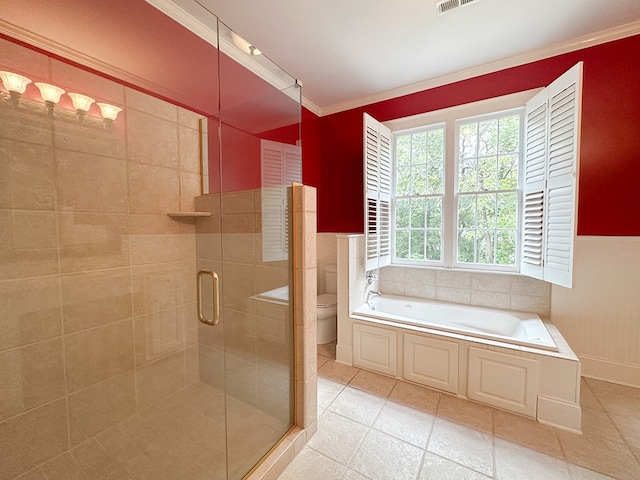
(0, 3), (300, 479)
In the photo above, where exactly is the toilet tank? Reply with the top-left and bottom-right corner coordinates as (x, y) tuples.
(324, 264), (337, 294)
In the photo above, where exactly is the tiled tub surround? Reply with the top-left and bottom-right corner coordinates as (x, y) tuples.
(0, 39), (318, 480)
(335, 235), (581, 432)
(377, 263), (551, 318)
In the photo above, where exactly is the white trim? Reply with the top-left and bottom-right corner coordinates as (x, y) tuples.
(319, 20), (640, 117)
(145, 0), (218, 46)
(575, 235), (640, 243)
(145, 1), (301, 102)
(580, 355), (640, 388)
(335, 344), (353, 365)
(302, 98), (322, 116)
(537, 395), (582, 433)
(384, 89), (542, 132)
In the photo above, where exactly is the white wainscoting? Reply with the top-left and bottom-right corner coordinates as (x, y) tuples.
(551, 236), (640, 387)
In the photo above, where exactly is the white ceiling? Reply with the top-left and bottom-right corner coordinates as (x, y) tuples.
(197, 0), (640, 115)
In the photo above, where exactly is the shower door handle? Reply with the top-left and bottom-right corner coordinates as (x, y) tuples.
(197, 269), (220, 326)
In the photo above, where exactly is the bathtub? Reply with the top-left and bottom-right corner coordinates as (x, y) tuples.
(353, 295), (557, 351)
(340, 293), (581, 431)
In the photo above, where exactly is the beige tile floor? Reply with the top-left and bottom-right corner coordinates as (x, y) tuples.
(278, 343), (640, 480)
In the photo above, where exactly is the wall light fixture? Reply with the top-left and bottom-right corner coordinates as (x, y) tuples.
(97, 102), (122, 126)
(67, 92), (95, 119)
(0, 70), (31, 103)
(35, 82), (65, 113)
(0, 69), (122, 127)
(231, 31), (262, 56)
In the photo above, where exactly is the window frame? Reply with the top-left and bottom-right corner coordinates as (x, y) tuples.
(452, 108), (525, 273)
(387, 90), (538, 272)
(391, 122), (446, 267)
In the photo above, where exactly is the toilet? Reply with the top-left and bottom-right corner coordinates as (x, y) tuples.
(317, 264), (338, 344)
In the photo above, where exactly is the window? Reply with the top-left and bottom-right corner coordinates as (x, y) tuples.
(456, 112), (521, 267)
(392, 110), (522, 271)
(394, 125), (444, 262)
(364, 62), (582, 287)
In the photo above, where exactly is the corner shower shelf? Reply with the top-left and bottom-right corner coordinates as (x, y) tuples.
(167, 212), (212, 218)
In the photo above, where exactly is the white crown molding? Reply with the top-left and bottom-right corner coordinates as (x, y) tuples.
(146, 0), (321, 116)
(318, 20), (640, 117)
(146, 0), (304, 105)
(145, 0), (218, 46)
(301, 98), (322, 116)
(0, 18), (180, 106)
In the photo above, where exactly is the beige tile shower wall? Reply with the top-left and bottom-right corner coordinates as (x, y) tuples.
(0, 59), (202, 478)
(195, 188), (295, 427)
(379, 265), (551, 317)
(294, 185), (318, 431)
(551, 236), (640, 387)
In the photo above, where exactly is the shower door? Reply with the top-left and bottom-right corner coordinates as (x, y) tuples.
(197, 22), (301, 479)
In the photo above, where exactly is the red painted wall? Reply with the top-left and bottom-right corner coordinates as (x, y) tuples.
(302, 107), (321, 189)
(3, 0), (637, 231)
(0, 0), (304, 196)
(316, 34), (640, 235)
(0, 0), (220, 116)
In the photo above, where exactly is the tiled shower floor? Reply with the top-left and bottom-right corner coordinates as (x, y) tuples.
(278, 343), (640, 480)
(21, 382), (286, 480)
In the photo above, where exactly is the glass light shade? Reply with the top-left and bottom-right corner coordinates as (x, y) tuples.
(231, 31), (261, 56)
(35, 82), (65, 104)
(67, 92), (95, 112)
(0, 71), (32, 94)
(96, 102), (122, 121)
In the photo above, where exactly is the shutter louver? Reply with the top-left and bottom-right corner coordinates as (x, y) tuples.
(364, 113), (392, 271)
(525, 102), (547, 185)
(283, 145), (302, 255)
(523, 191), (544, 265)
(521, 63), (581, 288)
(521, 89), (548, 280)
(367, 198), (378, 264)
(261, 140), (302, 262)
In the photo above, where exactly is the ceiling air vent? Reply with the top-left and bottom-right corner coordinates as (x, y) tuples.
(436, 0), (483, 16)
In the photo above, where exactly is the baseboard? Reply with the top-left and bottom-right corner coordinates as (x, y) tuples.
(537, 395), (582, 433)
(335, 343), (353, 365)
(580, 355), (640, 388)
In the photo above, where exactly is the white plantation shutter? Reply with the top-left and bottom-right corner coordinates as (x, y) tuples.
(544, 66), (581, 287)
(283, 144), (302, 255)
(522, 89), (548, 280)
(364, 113), (391, 271)
(521, 62), (582, 288)
(261, 139), (302, 262)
